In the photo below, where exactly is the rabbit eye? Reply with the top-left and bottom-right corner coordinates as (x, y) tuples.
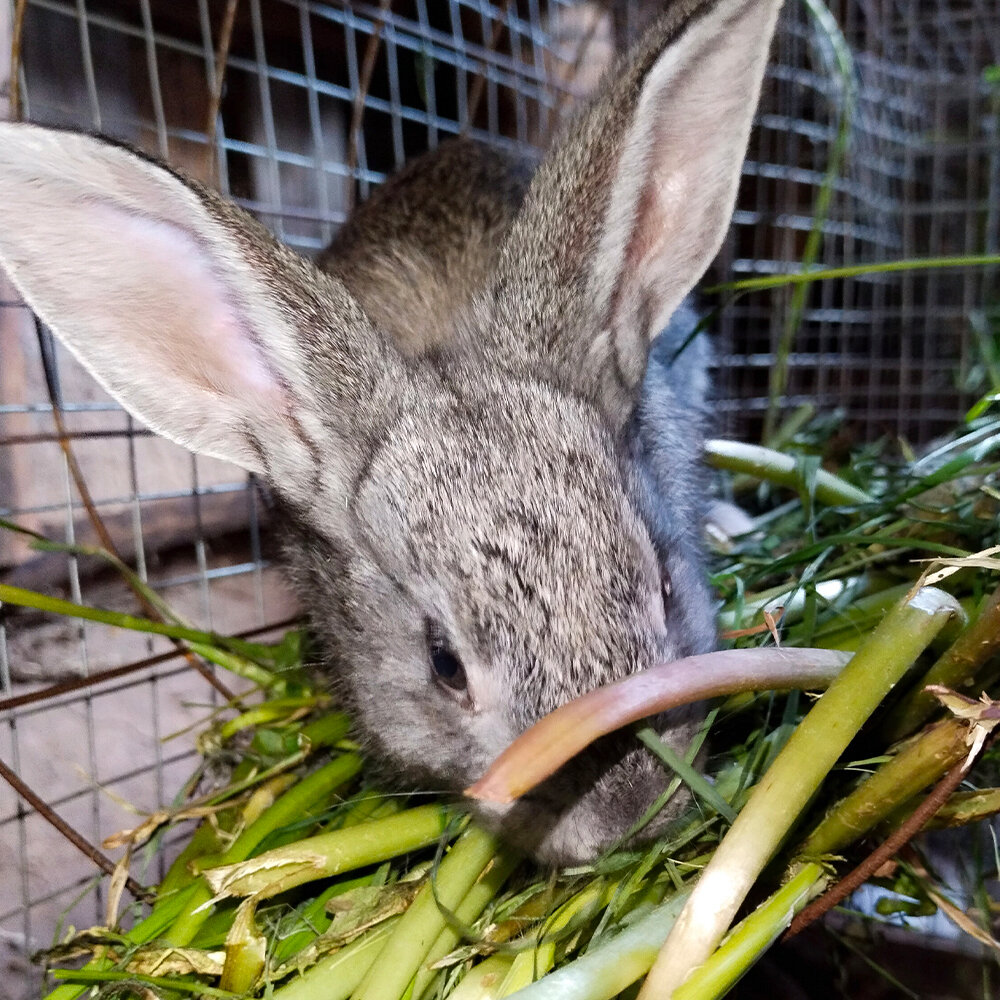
(425, 619), (468, 692)
(661, 569), (673, 603)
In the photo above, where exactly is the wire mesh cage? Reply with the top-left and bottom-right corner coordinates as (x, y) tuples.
(0, 0), (998, 994)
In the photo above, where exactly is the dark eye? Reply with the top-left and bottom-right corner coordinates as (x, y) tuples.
(425, 619), (468, 692)
(661, 568), (673, 603)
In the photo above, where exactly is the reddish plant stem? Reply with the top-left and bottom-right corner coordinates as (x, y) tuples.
(786, 736), (987, 938)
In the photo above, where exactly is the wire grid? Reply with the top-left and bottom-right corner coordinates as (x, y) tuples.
(0, 0), (998, 980)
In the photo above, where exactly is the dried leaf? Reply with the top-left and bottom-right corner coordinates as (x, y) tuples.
(127, 947), (226, 977)
(33, 927), (130, 964)
(105, 849), (131, 929)
(221, 897), (267, 993)
(926, 887), (1000, 953)
(203, 851), (328, 901)
(324, 879), (424, 944)
(927, 686), (1000, 769)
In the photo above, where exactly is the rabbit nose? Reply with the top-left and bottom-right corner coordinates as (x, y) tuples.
(484, 707), (703, 864)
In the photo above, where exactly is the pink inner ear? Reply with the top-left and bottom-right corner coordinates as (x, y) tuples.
(88, 205), (283, 406)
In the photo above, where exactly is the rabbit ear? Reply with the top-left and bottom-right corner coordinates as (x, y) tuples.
(0, 124), (396, 494)
(488, 0), (782, 429)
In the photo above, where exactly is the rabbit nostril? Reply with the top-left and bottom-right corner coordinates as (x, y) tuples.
(425, 618), (468, 692)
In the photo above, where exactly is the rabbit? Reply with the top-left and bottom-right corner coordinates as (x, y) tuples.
(0, 0), (782, 864)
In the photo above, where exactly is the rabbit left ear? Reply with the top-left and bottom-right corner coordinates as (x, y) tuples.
(487, 0), (783, 429)
(0, 125), (399, 500)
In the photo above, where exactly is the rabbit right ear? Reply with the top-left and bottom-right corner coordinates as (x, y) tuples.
(484, 0), (782, 431)
(0, 125), (398, 499)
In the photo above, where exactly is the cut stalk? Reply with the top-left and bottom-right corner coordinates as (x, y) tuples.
(204, 804), (454, 901)
(705, 440), (872, 506)
(637, 587), (962, 999)
(883, 584), (1000, 740)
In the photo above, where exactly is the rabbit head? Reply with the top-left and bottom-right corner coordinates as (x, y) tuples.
(0, 0), (782, 863)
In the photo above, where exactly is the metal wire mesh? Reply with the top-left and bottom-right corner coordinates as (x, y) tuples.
(0, 0), (998, 988)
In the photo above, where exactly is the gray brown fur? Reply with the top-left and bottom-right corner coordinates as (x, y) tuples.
(0, 0), (783, 862)
(318, 141), (536, 355)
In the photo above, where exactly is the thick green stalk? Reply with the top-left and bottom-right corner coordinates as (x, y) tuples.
(220, 898), (267, 994)
(157, 821), (225, 896)
(798, 719), (970, 858)
(672, 864), (825, 1000)
(412, 846), (524, 1000)
(922, 787), (1000, 828)
(883, 584), (1000, 740)
(204, 804), (454, 901)
(499, 881), (614, 993)
(270, 918), (400, 1000)
(637, 587), (962, 1000)
(509, 889), (692, 1000)
(350, 824), (500, 1000)
(705, 440), (872, 506)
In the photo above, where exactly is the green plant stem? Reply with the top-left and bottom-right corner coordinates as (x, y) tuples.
(448, 955), (516, 1000)
(0, 584), (278, 688)
(271, 873), (376, 964)
(636, 587), (962, 1000)
(705, 440), (872, 506)
(798, 718), (970, 858)
(157, 821), (224, 897)
(218, 699), (334, 742)
(673, 863), (826, 1000)
(220, 897), (267, 993)
(703, 254), (1000, 295)
(204, 804), (455, 901)
(764, 0), (855, 440)
(412, 846), (524, 1000)
(509, 888), (692, 1000)
(50, 969), (239, 998)
(499, 885), (604, 993)
(270, 918), (400, 1000)
(349, 825), (501, 1000)
(883, 584), (1000, 741)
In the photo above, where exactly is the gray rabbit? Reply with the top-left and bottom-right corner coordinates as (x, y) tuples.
(0, 0), (782, 863)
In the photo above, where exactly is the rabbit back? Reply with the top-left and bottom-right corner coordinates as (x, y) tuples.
(317, 139), (535, 356)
